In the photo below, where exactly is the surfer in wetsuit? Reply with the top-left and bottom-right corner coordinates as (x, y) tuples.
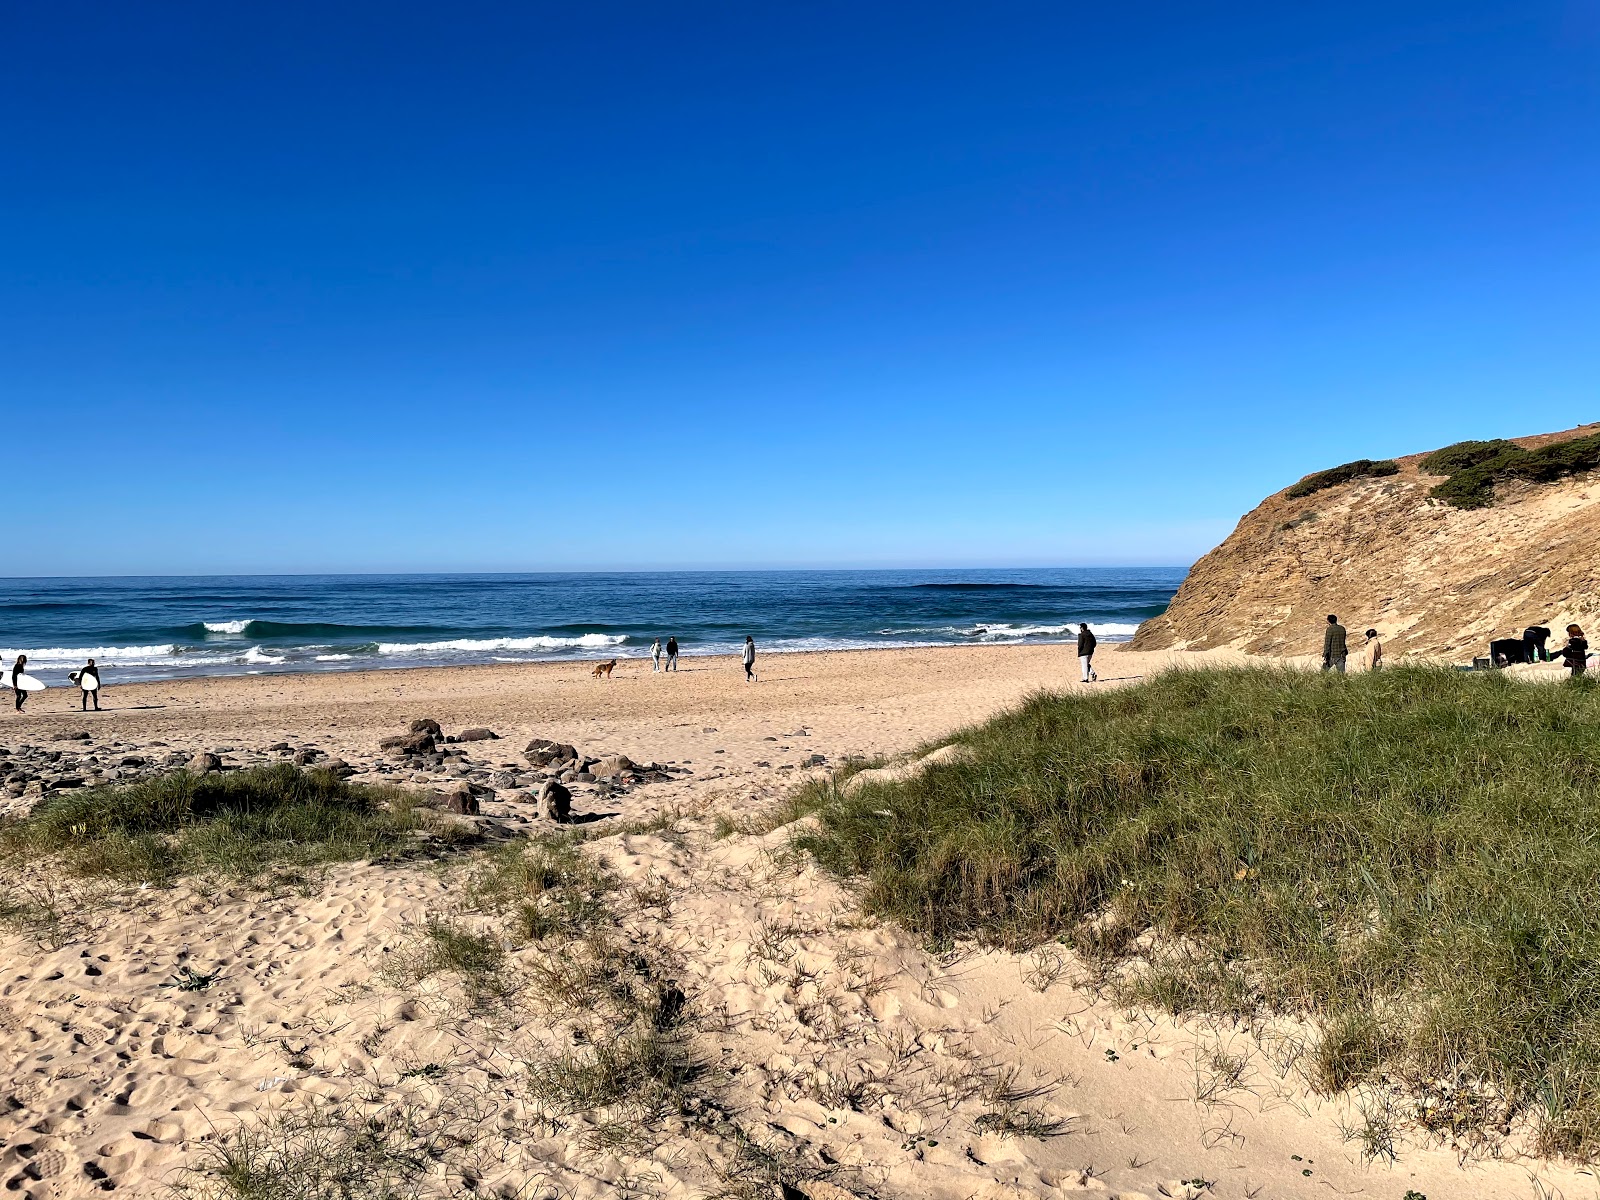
(11, 654), (28, 713)
(80, 657), (101, 711)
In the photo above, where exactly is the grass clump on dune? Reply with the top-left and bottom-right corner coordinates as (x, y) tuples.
(1421, 430), (1600, 508)
(797, 665), (1600, 1157)
(0, 763), (460, 887)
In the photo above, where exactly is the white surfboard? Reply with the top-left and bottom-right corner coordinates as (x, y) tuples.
(10, 673), (46, 692)
(81, 676), (100, 692)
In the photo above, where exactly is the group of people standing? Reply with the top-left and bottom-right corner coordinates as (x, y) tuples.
(647, 636), (760, 681)
(1320, 616), (1383, 673)
(1323, 614), (1594, 677)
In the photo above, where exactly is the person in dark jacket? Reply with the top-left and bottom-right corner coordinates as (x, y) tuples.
(79, 658), (101, 711)
(1554, 624), (1590, 676)
(10, 654), (28, 712)
(1076, 623), (1098, 682)
(742, 635), (757, 682)
(1322, 615), (1348, 673)
(1524, 625), (1553, 663)
(665, 637), (679, 672)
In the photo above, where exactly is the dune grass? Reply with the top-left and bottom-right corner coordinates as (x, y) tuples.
(795, 665), (1600, 1156)
(0, 763), (461, 887)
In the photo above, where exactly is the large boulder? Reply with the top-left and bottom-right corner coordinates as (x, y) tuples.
(409, 718), (443, 737)
(456, 727), (498, 742)
(537, 780), (571, 823)
(593, 754), (634, 778)
(380, 732), (436, 756)
(443, 782), (479, 815)
(188, 751), (222, 775)
(525, 739), (577, 767)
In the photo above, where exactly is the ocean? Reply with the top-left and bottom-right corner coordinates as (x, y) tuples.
(0, 568), (1182, 686)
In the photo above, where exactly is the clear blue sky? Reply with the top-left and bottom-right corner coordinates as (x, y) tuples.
(5, 2), (1596, 575)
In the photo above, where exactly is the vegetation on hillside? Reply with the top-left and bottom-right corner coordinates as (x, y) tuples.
(1420, 431), (1600, 508)
(1284, 458), (1399, 498)
(797, 666), (1600, 1157)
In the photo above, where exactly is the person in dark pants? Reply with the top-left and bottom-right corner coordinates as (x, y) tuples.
(79, 657), (101, 710)
(10, 654), (28, 712)
(1554, 624), (1590, 676)
(742, 635), (757, 681)
(1524, 625), (1553, 663)
(1322, 615), (1348, 673)
(1076, 622), (1098, 682)
(665, 637), (679, 671)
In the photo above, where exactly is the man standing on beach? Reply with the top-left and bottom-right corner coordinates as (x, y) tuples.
(79, 657), (101, 710)
(1322, 615), (1348, 673)
(742, 635), (758, 682)
(666, 637), (679, 671)
(1077, 622), (1098, 682)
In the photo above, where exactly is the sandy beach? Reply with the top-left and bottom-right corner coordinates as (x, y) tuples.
(1, 644), (1588, 1198)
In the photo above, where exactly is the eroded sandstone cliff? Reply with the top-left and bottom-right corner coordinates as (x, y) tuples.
(1131, 424), (1600, 660)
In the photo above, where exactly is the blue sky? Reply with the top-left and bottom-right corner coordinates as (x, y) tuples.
(4, 2), (1597, 575)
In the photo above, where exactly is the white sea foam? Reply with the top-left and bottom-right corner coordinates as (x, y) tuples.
(242, 646), (286, 664)
(377, 634), (627, 654)
(203, 620), (251, 635)
(1, 644), (183, 665)
(314, 653), (354, 661)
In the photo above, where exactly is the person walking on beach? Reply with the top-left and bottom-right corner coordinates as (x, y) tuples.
(78, 657), (101, 710)
(1322, 615), (1348, 673)
(1076, 623), (1098, 682)
(1363, 629), (1383, 671)
(665, 637), (679, 671)
(10, 655), (28, 713)
(1554, 624), (1590, 676)
(651, 638), (662, 673)
(742, 635), (757, 682)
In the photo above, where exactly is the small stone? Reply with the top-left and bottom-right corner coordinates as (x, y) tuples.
(188, 752), (222, 775)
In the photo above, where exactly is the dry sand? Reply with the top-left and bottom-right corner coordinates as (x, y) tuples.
(1, 644), (1590, 1199)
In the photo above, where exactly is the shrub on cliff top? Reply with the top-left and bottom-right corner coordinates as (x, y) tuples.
(1284, 458), (1399, 498)
(1424, 431), (1600, 508)
(797, 665), (1600, 1157)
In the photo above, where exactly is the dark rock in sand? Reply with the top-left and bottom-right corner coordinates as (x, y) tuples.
(188, 751), (223, 775)
(119, 755), (146, 768)
(457, 728), (498, 742)
(524, 740), (578, 767)
(410, 719), (443, 737)
(294, 749), (319, 765)
(443, 782), (479, 815)
(380, 732), (436, 756)
(593, 754), (634, 777)
(537, 780), (571, 823)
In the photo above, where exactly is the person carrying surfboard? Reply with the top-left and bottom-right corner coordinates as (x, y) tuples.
(80, 657), (101, 711)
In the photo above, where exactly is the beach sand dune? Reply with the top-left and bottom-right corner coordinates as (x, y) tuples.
(1, 645), (1582, 1198)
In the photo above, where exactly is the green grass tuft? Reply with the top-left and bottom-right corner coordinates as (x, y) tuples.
(0, 764), (461, 887)
(1421, 430), (1600, 508)
(797, 665), (1600, 1157)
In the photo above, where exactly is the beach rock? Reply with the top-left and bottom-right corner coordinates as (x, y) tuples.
(119, 755), (146, 768)
(380, 732), (436, 756)
(491, 771), (519, 789)
(457, 727), (498, 742)
(537, 781), (571, 823)
(576, 772), (596, 783)
(188, 751), (223, 775)
(524, 740), (577, 767)
(409, 719), (443, 737)
(293, 748), (318, 765)
(53, 731), (91, 742)
(443, 782), (479, 815)
(324, 758), (354, 778)
(593, 754), (634, 777)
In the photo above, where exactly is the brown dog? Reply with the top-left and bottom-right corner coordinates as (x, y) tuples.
(591, 659), (617, 679)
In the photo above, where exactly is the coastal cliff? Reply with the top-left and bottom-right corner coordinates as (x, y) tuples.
(1131, 423), (1600, 660)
